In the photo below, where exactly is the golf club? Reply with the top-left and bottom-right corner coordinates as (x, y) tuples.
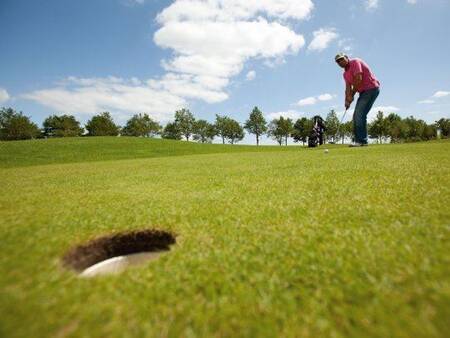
(329, 108), (348, 144)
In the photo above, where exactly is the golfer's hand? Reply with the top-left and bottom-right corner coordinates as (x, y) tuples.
(345, 95), (353, 109)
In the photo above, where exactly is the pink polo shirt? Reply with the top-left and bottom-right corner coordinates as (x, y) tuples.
(343, 58), (380, 93)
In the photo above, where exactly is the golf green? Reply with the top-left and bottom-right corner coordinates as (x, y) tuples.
(1, 138), (449, 337)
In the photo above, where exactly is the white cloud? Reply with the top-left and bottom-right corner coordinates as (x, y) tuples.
(296, 93), (336, 106)
(23, 0), (315, 120)
(156, 0), (314, 23)
(338, 38), (353, 53)
(407, 0), (417, 4)
(154, 0), (312, 102)
(365, 0), (379, 10)
(432, 91), (450, 98)
(318, 93), (334, 101)
(121, 0), (145, 7)
(155, 19), (305, 78)
(417, 90), (450, 105)
(246, 70), (256, 81)
(307, 28), (338, 52)
(0, 88), (10, 103)
(297, 96), (317, 106)
(23, 76), (186, 123)
(371, 105), (400, 112)
(263, 57), (287, 68)
(147, 73), (229, 103)
(266, 110), (303, 121)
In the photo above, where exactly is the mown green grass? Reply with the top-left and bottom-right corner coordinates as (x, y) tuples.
(1, 138), (449, 337)
(0, 136), (300, 168)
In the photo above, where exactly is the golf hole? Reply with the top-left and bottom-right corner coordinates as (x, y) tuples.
(62, 229), (176, 278)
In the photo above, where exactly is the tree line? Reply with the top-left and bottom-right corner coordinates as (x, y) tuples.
(1, 106), (449, 144)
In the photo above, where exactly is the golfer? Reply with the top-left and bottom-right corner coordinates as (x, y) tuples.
(335, 53), (380, 146)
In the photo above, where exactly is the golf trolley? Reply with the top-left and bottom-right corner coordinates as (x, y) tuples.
(308, 115), (326, 148)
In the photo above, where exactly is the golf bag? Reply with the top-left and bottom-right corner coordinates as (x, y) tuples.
(308, 115), (326, 148)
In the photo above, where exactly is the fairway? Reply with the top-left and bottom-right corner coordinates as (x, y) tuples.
(1, 138), (449, 337)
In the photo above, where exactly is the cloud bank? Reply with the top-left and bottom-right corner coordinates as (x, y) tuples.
(0, 88), (10, 104)
(24, 0), (314, 121)
(308, 28), (338, 52)
(296, 93), (335, 106)
(23, 77), (186, 122)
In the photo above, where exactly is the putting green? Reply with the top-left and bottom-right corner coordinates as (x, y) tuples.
(1, 138), (449, 337)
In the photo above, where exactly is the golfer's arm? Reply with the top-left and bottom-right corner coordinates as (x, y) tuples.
(345, 83), (353, 101)
(352, 73), (363, 94)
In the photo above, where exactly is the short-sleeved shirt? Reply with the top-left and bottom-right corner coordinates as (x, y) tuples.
(343, 58), (380, 93)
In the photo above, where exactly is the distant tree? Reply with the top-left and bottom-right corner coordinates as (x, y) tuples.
(385, 113), (406, 143)
(174, 108), (195, 141)
(161, 122), (182, 140)
(422, 123), (437, 141)
(404, 116), (427, 142)
(268, 116), (293, 146)
(281, 117), (294, 146)
(341, 121), (353, 144)
(193, 119), (216, 143)
(435, 118), (450, 138)
(42, 114), (83, 137)
(268, 119), (284, 146)
(325, 110), (340, 143)
(122, 113), (161, 137)
(368, 111), (388, 143)
(244, 106), (267, 146)
(85, 112), (120, 136)
(0, 107), (40, 141)
(215, 114), (229, 144)
(292, 117), (312, 146)
(224, 118), (245, 144)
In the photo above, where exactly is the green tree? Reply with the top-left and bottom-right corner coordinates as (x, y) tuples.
(292, 117), (312, 146)
(268, 116), (293, 146)
(434, 118), (450, 138)
(174, 108), (195, 141)
(215, 114), (229, 144)
(122, 113), (161, 137)
(435, 118), (450, 138)
(224, 118), (245, 144)
(368, 111), (388, 144)
(385, 113), (406, 143)
(422, 123), (437, 141)
(244, 106), (267, 146)
(85, 112), (120, 136)
(193, 119), (216, 143)
(0, 107), (40, 141)
(161, 122), (182, 140)
(268, 120), (284, 145)
(404, 116), (426, 142)
(341, 121), (353, 144)
(42, 114), (83, 137)
(281, 117), (294, 146)
(325, 110), (340, 143)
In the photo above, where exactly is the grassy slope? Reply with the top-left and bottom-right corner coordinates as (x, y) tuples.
(0, 136), (299, 168)
(1, 139), (449, 337)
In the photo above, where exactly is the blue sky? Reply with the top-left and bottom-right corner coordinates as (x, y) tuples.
(1, 0), (449, 144)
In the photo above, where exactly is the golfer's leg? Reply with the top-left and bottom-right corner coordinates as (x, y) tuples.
(361, 98), (369, 144)
(361, 88), (380, 143)
(353, 94), (367, 144)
